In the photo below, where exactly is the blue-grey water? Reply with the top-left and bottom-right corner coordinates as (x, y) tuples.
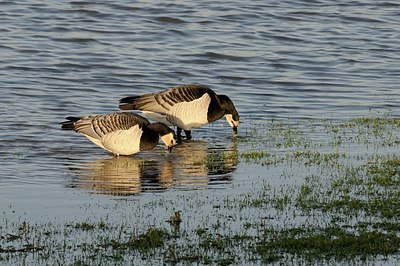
(1, 1), (400, 261)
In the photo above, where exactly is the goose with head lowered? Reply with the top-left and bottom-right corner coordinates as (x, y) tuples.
(61, 112), (177, 156)
(119, 84), (240, 140)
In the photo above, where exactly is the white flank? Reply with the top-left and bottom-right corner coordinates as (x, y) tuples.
(84, 135), (107, 151)
(141, 111), (172, 126)
(101, 125), (143, 156)
(167, 93), (211, 130)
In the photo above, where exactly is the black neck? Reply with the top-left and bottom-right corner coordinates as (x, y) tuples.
(139, 127), (159, 151)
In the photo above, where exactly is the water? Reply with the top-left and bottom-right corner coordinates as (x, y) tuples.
(1, 0), (400, 261)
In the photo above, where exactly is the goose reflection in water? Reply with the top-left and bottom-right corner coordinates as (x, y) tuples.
(67, 140), (238, 196)
(167, 140), (238, 190)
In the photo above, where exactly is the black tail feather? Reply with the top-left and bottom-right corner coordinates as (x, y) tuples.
(119, 96), (140, 110)
(60, 116), (81, 130)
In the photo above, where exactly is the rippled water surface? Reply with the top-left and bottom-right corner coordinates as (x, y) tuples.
(1, 0), (400, 255)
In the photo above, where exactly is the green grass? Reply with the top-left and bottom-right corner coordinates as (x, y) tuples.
(257, 226), (400, 262)
(2, 116), (400, 264)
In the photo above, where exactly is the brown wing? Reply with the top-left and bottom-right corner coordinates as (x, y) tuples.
(119, 84), (215, 114)
(64, 112), (149, 140)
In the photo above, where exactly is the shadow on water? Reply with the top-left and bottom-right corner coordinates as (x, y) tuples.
(65, 140), (238, 196)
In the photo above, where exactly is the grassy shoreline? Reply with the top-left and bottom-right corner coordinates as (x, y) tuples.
(2, 117), (400, 265)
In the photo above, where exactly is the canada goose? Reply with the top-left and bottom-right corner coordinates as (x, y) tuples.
(61, 112), (177, 156)
(119, 84), (239, 140)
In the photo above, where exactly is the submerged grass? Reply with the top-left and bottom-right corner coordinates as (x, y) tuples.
(2, 116), (400, 264)
(257, 226), (400, 262)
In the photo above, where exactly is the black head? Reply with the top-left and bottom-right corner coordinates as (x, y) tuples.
(218, 95), (239, 134)
(148, 123), (177, 152)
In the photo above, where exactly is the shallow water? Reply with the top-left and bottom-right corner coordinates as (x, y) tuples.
(1, 0), (400, 262)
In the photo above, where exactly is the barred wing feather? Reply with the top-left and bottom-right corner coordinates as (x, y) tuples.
(73, 113), (149, 140)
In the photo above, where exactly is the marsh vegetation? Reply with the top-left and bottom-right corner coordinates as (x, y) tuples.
(2, 117), (400, 265)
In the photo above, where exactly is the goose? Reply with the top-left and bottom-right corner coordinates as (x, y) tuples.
(119, 84), (240, 140)
(61, 112), (177, 156)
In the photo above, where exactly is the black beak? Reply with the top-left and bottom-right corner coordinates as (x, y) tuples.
(233, 125), (238, 134)
(168, 146), (173, 153)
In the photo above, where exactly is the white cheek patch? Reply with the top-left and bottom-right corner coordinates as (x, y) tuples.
(167, 94), (211, 130)
(101, 125), (143, 155)
(161, 133), (175, 147)
(226, 114), (234, 127)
